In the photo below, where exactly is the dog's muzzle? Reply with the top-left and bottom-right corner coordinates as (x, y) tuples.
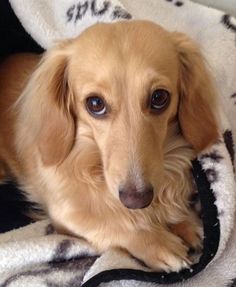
(119, 183), (154, 209)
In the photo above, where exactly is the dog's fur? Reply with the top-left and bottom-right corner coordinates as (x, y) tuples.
(0, 21), (219, 271)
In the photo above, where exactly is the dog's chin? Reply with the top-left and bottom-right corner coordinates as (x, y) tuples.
(119, 191), (154, 209)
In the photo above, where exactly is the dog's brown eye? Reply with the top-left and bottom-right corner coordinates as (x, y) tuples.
(150, 89), (170, 112)
(86, 96), (107, 117)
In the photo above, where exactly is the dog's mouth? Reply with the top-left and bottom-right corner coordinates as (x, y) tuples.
(119, 188), (154, 209)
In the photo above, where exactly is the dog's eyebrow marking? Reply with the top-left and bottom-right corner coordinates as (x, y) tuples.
(140, 70), (172, 92)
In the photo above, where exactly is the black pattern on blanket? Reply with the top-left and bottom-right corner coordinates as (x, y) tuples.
(1, 0), (236, 286)
(0, 221), (98, 287)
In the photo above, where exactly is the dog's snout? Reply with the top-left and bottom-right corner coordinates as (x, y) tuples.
(119, 182), (154, 209)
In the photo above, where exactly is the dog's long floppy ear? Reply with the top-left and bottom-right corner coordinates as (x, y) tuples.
(22, 42), (76, 166)
(172, 32), (219, 152)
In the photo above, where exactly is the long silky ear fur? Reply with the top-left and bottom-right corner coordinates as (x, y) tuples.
(16, 41), (76, 166)
(172, 32), (219, 152)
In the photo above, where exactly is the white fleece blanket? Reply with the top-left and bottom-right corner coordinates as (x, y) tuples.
(1, 0), (236, 286)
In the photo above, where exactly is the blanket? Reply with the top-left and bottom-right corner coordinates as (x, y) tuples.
(1, 0), (236, 286)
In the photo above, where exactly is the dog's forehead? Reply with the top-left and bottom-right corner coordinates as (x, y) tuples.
(77, 21), (176, 60)
(71, 21), (179, 86)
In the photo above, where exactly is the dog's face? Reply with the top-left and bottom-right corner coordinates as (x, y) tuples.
(24, 21), (218, 209)
(70, 23), (180, 209)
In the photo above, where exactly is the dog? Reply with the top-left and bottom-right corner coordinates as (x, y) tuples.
(0, 20), (219, 272)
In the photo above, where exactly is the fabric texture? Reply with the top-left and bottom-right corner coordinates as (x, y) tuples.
(0, 0), (236, 286)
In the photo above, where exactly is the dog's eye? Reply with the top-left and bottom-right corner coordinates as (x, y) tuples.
(150, 89), (170, 112)
(86, 96), (107, 117)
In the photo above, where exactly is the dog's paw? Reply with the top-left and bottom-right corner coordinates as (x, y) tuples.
(169, 216), (203, 262)
(127, 230), (191, 272)
(144, 234), (191, 272)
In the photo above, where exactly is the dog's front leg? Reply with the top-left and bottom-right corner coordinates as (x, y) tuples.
(49, 194), (192, 272)
(53, 216), (190, 272)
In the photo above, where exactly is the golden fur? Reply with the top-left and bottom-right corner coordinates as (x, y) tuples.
(0, 21), (219, 271)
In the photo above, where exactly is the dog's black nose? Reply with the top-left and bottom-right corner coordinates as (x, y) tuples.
(119, 183), (154, 209)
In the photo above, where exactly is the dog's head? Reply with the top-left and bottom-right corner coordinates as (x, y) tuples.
(22, 21), (219, 209)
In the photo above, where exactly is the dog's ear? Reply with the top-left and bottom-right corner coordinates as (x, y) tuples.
(23, 42), (76, 166)
(172, 32), (219, 152)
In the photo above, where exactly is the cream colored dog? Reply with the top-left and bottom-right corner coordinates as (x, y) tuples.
(0, 20), (218, 272)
